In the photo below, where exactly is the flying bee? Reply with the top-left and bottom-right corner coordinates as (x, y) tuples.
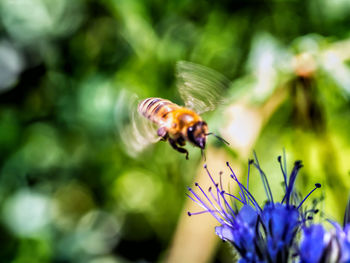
(136, 61), (230, 160)
(138, 98), (209, 159)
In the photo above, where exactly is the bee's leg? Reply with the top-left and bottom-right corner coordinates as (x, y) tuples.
(168, 138), (189, 160)
(177, 137), (186, 146)
(157, 127), (168, 141)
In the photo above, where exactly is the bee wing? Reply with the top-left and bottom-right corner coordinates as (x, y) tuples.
(119, 92), (160, 157)
(176, 61), (230, 114)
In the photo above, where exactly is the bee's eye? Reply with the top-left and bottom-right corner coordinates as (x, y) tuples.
(187, 126), (196, 144)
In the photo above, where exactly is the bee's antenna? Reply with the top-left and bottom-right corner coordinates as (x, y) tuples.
(206, 132), (230, 145)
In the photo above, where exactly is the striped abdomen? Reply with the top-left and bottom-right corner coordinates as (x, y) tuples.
(138, 98), (180, 124)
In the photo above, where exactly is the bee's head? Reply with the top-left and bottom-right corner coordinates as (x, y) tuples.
(187, 121), (208, 149)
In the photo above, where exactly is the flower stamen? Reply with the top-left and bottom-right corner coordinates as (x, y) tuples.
(297, 183), (321, 209)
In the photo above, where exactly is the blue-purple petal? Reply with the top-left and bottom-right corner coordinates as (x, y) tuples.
(215, 224), (234, 243)
(299, 224), (327, 263)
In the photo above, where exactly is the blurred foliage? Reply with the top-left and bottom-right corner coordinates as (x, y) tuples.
(1, 0), (350, 262)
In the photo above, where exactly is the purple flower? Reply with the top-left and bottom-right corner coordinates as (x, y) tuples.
(338, 224), (350, 262)
(299, 195), (350, 263)
(299, 224), (330, 263)
(187, 154), (321, 263)
(299, 223), (350, 263)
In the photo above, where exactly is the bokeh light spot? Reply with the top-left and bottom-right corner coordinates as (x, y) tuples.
(2, 190), (51, 237)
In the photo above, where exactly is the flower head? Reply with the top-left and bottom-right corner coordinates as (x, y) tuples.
(299, 224), (331, 263)
(299, 222), (350, 263)
(338, 223), (350, 262)
(187, 154), (321, 263)
(299, 194), (350, 263)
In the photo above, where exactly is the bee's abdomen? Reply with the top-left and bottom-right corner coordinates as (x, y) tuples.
(138, 98), (179, 123)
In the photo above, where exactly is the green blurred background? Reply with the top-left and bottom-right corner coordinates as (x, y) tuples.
(1, 0), (350, 262)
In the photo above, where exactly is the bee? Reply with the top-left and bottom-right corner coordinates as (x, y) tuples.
(136, 61), (230, 160)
